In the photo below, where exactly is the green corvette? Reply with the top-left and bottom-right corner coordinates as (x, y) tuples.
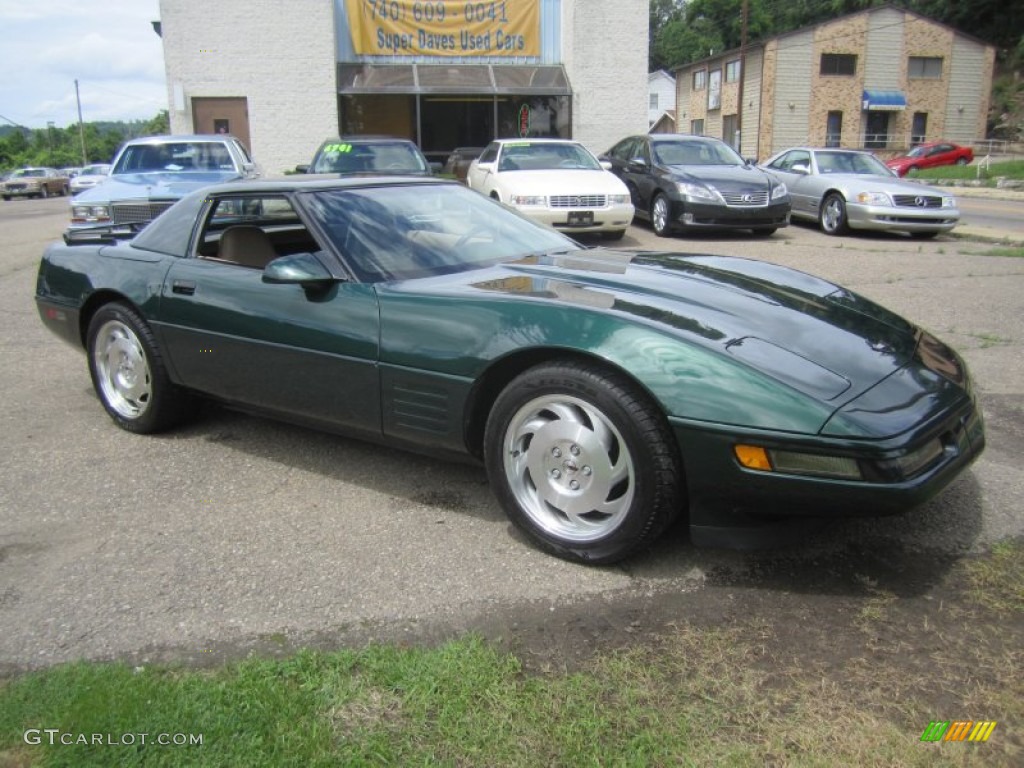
(35, 177), (984, 563)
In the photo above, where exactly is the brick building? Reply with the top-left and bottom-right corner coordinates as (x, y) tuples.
(671, 4), (996, 161)
(157, 0), (648, 175)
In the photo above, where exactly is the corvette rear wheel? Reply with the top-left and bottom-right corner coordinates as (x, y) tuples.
(485, 361), (683, 564)
(87, 303), (191, 433)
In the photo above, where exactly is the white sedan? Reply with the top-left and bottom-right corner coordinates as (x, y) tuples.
(466, 139), (634, 240)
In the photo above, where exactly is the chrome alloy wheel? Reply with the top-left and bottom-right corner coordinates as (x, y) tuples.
(652, 195), (670, 235)
(502, 394), (635, 543)
(92, 319), (153, 420)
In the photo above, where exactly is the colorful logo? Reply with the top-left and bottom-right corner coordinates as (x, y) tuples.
(920, 721), (997, 742)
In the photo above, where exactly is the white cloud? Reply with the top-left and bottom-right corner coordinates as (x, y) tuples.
(0, 0), (167, 128)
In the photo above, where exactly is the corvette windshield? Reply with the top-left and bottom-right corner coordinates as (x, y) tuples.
(303, 184), (575, 282)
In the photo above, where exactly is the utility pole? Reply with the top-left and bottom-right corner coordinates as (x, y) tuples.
(736, 0), (748, 156)
(75, 79), (87, 164)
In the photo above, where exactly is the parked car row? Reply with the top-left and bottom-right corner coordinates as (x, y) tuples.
(53, 130), (962, 244)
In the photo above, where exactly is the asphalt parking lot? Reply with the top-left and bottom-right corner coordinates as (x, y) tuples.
(0, 195), (1022, 673)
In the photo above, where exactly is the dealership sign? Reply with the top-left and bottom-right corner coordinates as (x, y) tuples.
(346, 0), (541, 57)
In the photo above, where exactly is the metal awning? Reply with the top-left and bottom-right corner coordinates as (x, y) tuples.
(862, 89), (907, 111)
(337, 64), (571, 95)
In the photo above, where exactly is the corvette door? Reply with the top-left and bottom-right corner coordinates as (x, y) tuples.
(155, 193), (381, 437)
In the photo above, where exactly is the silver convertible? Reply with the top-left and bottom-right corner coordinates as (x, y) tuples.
(761, 148), (959, 238)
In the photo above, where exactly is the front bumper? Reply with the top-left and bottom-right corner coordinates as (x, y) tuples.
(3, 185), (41, 197)
(846, 202), (959, 233)
(670, 198), (791, 231)
(674, 397), (984, 548)
(514, 202), (635, 234)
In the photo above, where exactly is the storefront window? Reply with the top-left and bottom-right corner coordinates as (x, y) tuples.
(497, 96), (570, 139)
(340, 94), (416, 139)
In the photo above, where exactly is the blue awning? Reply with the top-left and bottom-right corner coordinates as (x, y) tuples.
(862, 89), (906, 111)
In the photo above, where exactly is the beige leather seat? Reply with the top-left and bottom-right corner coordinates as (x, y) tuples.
(218, 225), (277, 269)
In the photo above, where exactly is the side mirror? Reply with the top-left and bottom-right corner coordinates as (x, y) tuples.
(745, 157), (758, 166)
(294, 164), (311, 174)
(627, 157), (649, 170)
(428, 161), (444, 174)
(790, 163), (810, 175)
(599, 160), (612, 171)
(263, 253), (335, 286)
(474, 161), (494, 173)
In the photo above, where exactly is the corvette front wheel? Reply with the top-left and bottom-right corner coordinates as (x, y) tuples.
(485, 361), (683, 564)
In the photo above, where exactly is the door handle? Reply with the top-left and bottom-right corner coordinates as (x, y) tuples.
(171, 280), (196, 295)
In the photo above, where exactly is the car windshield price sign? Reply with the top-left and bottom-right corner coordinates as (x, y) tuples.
(346, 1), (541, 57)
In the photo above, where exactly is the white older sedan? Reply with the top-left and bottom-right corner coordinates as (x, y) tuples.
(466, 139), (634, 240)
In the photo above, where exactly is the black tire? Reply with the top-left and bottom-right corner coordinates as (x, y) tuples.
(819, 192), (849, 236)
(601, 229), (626, 241)
(651, 193), (674, 237)
(86, 303), (192, 434)
(484, 361), (684, 564)
(955, 157), (969, 165)
(1, 195), (9, 202)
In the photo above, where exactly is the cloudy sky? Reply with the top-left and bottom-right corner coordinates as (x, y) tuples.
(0, 0), (167, 130)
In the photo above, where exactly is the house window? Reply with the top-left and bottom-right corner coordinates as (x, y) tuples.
(826, 111), (842, 148)
(690, 119), (704, 136)
(908, 56), (943, 79)
(693, 70), (707, 90)
(650, 93), (659, 111)
(820, 53), (857, 76)
(911, 112), (928, 145)
(725, 60), (741, 83)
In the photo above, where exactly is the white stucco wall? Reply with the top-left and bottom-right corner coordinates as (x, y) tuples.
(159, 0), (649, 171)
(159, 0), (338, 175)
(562, 0), (649, 155)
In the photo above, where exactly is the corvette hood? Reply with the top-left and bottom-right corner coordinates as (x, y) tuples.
(72, 170), (243, 203)
(462, 248), (921, 405)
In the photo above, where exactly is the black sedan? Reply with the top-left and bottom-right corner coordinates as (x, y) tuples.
(602, 134), (791, 236)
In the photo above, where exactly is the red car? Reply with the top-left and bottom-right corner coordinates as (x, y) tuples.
(886, 142), (973, 176)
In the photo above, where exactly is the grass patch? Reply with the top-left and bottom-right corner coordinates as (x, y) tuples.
(910, 159), (1024, 182)
(963, 539), (1024, 615)
(980, 246), (1024, 258)
(2, 546), (1022, 766)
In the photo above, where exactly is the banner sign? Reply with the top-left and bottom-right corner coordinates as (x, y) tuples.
(346, 0), (540, 57)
